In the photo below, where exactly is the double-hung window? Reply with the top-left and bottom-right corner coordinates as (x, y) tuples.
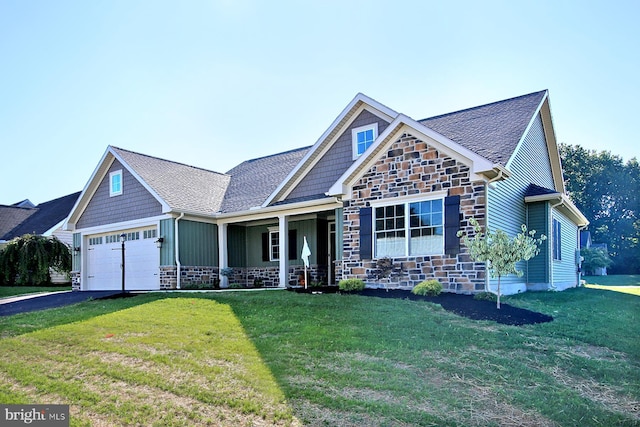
(269, 229), (280, 261)
(352, 123), (378, 158)
(374, 198), (444, 257)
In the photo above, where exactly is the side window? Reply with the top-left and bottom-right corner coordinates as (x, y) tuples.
(110, 170), (123, 197)
(269, 230), (280, 261)
(553, 218), (562, 260)
(352, 123), (378, 158)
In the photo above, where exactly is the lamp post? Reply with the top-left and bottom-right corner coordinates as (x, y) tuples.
(120, 233), (126, 293)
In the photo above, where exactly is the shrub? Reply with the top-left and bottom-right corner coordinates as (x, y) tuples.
(411, 279), (443, 296)
(228, 283), (245, 289)
(473, 291), (497, 302)
(338, 278), (365, 292)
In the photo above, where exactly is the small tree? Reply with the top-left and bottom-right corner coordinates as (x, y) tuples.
(457, 218), (546, 308)
(580, 246), (612, 275)
(0, 234), (71, 286)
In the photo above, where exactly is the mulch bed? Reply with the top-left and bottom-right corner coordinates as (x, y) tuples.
(290, 287), (553, 326)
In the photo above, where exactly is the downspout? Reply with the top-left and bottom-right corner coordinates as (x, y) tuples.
(549, 199), (563, 290)
(175, 212), (185, 289)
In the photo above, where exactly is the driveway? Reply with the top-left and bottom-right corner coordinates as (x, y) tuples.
(0, 291), (126, 317)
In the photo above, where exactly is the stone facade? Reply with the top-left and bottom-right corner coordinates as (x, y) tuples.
(339, 133), (486, 293)
(71, 271), (81, 291)
(160, 266), (219, 290)
(159, 265), (327, 288)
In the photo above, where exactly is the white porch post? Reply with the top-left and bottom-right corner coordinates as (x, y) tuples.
(218, 222), (229, 288)
(278, 215), (289, 288)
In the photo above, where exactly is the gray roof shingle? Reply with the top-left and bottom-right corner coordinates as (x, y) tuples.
(419, 90), (547, 166)
(220, 147), (311, 213)
(1, 192), (80, 240)
(112, 147), (231, 215)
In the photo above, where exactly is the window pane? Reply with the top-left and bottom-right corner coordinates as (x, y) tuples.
(409, 199), (444, 255)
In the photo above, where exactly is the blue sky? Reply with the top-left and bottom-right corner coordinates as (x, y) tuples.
(1, 0), (638, 205)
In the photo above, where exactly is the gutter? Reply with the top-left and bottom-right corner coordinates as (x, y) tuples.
(548, 199), (563, 291)
(175, 212), (185, 289)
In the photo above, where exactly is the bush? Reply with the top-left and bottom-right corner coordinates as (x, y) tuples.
(411, 279), (443, 296)
(338, 278), (365, 292)
(473, 291), (497, 302)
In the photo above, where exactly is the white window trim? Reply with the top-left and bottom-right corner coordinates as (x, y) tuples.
(373, 196), (445, 258)
(109, 170), (123, 197)
(351, 123), (378, 159)
(268, 226), (280, 262)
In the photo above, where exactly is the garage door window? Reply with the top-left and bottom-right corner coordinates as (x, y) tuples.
(125, 232), (140, 241)
(89, 237), (103, 245)
(143, 229), (157, 239)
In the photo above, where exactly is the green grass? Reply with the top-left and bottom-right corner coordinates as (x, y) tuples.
(0, 285), (71, 298)
(583, 274), (640, 286)
(1, 288), (639, 426)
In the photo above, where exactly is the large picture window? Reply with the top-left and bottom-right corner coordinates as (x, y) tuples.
(374, 198), (444, 257)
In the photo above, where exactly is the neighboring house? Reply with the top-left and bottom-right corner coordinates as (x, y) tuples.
(579, 230), (608, 276)
(1, 192), (81, 283)
(63, 90), (588, 294)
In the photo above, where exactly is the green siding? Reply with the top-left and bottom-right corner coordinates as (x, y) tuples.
(179, 220), (218, 267)
(72, 232), (81, 271)
(527, 202), (549, 283)
(228, 225), (247, 267)
(552, 211), (578, 286)
(159, 219), (174, 266)
(487, 113), (555, 289)
(245, 219), (319, 267)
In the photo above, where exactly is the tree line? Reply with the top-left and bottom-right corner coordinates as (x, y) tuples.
(560, 144), (639, 274)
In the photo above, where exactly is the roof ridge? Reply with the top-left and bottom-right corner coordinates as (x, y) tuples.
(111, 146), (229, 177)
(419, 90), (547, 122)
(242, 145), (312, 164)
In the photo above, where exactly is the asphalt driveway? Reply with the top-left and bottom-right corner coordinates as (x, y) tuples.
(0, 291), (126, 317)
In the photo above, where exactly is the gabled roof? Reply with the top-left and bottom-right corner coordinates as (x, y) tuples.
(1, 192), (80, 240)
(66, 146), (232, 228)
(220, 147), (311, 213)
(111, 147), (230, 215)
(419, 90), (548, 167)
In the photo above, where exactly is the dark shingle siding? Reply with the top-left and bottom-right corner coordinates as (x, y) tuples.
(76, 160), (163, 229)
(286, 110), (390, 200)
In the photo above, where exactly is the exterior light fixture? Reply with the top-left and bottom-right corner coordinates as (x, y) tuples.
(155, 237), (164, 248)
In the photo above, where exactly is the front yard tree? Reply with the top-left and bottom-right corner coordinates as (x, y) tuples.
(458, 218), (546, 309)
(0, 234), (71, 286)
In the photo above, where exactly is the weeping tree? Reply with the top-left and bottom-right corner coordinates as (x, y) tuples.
(457, 218), (546, 308)
(0, 234), (72, 286)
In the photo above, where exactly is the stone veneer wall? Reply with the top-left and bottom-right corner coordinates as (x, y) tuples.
(160, 266), (219, 290)
(340, 133), (486, 293)
(159, 265), (327, 288)
(71, 271), (81, 291)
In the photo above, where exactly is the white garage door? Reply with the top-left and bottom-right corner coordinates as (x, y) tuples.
(86, 228), (160, 290)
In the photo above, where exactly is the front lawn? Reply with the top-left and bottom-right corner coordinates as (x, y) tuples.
(0, 288), (638, 426)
